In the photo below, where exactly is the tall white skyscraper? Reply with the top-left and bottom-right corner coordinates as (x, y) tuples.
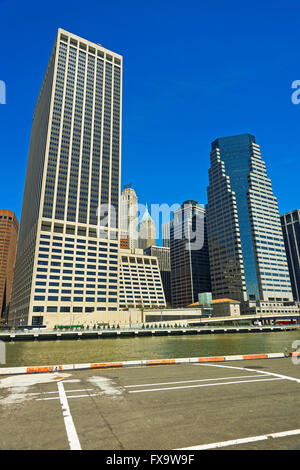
(120, 184), (138, 249)
(10, 29), (123, 327)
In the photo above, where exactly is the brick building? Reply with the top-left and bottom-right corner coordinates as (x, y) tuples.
(0, 210), (19, 320)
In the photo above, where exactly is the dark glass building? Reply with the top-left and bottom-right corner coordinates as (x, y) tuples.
(206, 133), (293, 308)
(170, 201), (211, 308)
(281, 210), (300, 302)
(144, 246), (171, 304)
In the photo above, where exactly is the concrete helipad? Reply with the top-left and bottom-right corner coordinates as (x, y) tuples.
(1, 357), (300, 450)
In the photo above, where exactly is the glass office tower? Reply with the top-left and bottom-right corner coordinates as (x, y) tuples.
(281, 210), (300, 302)
(170, 201), (211, 308)
(9, 29), (122, 327)
(206, 134), (293, 310)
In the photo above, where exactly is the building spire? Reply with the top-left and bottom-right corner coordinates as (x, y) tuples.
(142, 204), (153, 222)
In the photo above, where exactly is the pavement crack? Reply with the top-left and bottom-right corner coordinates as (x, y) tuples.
(87, 391), (126, 450)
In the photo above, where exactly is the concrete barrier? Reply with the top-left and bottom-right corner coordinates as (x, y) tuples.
(198, 356), (225, 362)
(0, 352), (287, 376)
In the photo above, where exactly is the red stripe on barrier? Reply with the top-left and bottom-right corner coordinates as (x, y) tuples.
(90, 362), (123, 369)
(242, 354), (268, 360)
(147, 359), (176, 365)
(2, 351), (289, 376)
(26, 365), (63, 373)
(198, 356), (225, 362)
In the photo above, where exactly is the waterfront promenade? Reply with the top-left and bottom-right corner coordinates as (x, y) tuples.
(0, 324), (297, 342)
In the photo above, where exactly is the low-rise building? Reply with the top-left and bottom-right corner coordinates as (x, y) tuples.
(212, 298), (241, 317)
(119, 248), (166, 309)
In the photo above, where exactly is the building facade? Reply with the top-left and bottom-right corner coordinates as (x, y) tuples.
(206, 134), (294, 313)
(0, 210), (19, 320)
(120, 184), (138, 249)
(170, 200), (211, 308)
(161, 220), (173, 248)
(281, 209), (300, 302)
(139, 205), (156, 250)
(9, 29), (122, 327)
(119, 248), (166, 309)
(144, 245), (171, 304)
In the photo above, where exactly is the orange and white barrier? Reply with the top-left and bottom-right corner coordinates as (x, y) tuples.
(0, 352), (287, 376)
(290, 351), (300, 357)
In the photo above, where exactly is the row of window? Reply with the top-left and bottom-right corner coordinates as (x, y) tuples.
(33, 306), (117, 313)
(59, 37), (122, 67)
(34, 295), (117, 302)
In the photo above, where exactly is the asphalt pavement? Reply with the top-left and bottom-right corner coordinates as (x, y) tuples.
(1, 357), (300, 450)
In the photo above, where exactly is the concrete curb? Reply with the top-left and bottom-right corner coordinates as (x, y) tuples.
(0, 352), (289, 376)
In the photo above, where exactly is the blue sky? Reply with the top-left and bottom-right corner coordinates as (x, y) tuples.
(1, 0), (300, 236)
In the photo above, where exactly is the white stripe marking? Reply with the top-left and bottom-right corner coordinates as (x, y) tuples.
(124, 375), (261, 388)
(57, 381), (81, 450)
(128, 377), (283, 393)
(177, 428), (300, 450)
(198, 363), (300, 384)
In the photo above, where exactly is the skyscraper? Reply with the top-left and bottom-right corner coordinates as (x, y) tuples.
(139, 205), (156, 250)
(0, 210), (19, 320)
(161, 220), (173, 248)
(144, 245), (171, 304)
(281, 210), (300, 302)
(170, 200), (211, 308)
(9, 29), (122, 327)
(206, 134), (293, 312)
(120, 184), (138, 250)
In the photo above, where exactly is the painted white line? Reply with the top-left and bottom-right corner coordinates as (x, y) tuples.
(176, 428), (300, 450)
(57, 381), (81, 450)
(37, 393), (100, 401)
(124, 375), (262, 388)
(198, 363), (300, 384)
(128, 377), (283, 393)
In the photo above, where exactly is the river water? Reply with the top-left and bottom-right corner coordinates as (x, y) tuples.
(3, 329), (300, 368)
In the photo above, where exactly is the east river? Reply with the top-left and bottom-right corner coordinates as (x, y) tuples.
(3, 329), (300, 367)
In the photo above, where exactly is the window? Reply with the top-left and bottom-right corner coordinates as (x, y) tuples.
(85, 307), (94, 312)
(32, 316), (44, 326)
(33, 306), (44, 312)
(47, 307), (57, 312)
